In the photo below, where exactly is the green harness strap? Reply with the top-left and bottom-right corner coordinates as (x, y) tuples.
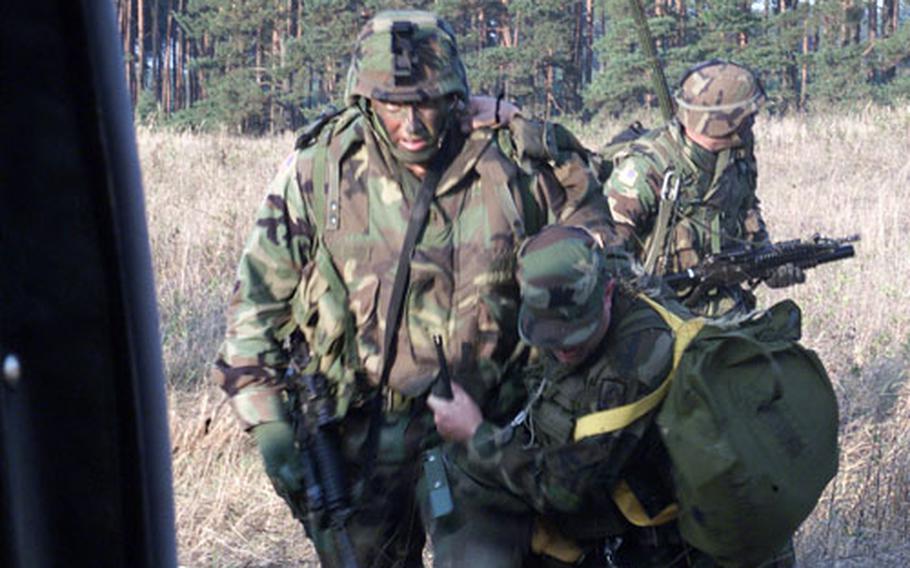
(703, 148), (731, 255)
(305, 128), (360, 376)
(642, 134), (736, 273)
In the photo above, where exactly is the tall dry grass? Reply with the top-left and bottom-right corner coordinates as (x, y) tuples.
(138, 106), (910, 567)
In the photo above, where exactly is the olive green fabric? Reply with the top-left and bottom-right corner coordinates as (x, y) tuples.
(252, 420), (306, 495)
(656, 300), (838, 567)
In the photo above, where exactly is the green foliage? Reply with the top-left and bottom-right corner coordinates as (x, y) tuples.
(137, 0), (910, 133)
(136, 87), (160, 124)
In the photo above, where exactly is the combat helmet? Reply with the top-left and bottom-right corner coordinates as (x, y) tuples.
(675, 59), (766, 138)
(344, 10), (469, 106)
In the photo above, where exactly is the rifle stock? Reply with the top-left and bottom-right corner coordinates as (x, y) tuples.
(285, 357), (360, 568)
(431, 335), (454, 400)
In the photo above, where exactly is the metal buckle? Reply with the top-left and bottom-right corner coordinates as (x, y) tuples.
(660, 170), (680, 202)
(383, 388), (412, 413)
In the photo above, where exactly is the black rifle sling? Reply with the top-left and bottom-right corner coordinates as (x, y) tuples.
(359, 149), (448, 493)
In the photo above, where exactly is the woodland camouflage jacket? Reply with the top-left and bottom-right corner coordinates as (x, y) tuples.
(212, 107), (613, 428)
(604, 121), (769, 276)
(456, 290), (675, 539)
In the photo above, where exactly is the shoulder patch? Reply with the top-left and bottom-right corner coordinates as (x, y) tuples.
(616, 160), (640, 187)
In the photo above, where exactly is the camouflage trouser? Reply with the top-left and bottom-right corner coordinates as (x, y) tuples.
(302, 404), (432, 568)
(422, 450), (533, 568)
(298, 403), (534, 568)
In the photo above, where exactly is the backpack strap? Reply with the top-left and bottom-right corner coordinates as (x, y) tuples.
(573, 295), (704, 440)
(572, 294), (705, 529)
(359, 140), (454, 490)
(612, 479), (680, 527)
(296, 117), (361, 396)
(702, 148), (732, 255)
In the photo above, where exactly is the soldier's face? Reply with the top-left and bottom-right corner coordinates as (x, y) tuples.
(372, 96), (454, 161)
(689, 114), (756, 152)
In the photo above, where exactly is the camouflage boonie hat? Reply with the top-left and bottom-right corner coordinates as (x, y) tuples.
(517, 225), (610, 350)
(344, 10), (469, 105)
(675, 59), (766, 138)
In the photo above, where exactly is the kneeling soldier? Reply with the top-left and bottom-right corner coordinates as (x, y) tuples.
(430, 225), (796, 566)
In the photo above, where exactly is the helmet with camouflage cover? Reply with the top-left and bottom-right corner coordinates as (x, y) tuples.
(517, 225), (631, 350)
(344, 10), (469, 106)
(675, 59), (766, 138)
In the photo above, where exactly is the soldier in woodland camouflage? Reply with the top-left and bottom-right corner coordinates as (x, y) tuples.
(604, 60), (804, 316)
(211, 10), (612, 567)
(429, 225), (697, 566)
(429, 225), (797, 567)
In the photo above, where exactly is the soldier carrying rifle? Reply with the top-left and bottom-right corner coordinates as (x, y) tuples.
(210, 9), (613, 567)
(604, 59), (808, 316)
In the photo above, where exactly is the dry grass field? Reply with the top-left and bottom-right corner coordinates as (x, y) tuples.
(139, 106), (910, 567)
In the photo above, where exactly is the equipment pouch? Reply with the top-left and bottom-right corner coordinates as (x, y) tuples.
(422, 448), (454, 519)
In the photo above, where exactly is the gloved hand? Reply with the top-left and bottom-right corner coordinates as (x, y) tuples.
(765, 263), (806, 288)
(251, 420), (306, 494)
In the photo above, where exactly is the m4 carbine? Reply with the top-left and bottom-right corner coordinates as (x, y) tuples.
(285, 355), (359, 568)
(664, 234), (859, 301)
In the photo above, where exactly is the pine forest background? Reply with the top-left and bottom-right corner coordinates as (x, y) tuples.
(117, 0), (910, 134)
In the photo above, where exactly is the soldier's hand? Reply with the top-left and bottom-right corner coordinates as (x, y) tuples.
(427, 382), (483, 443)
(461, 95), (521, 132)
(765, 263), (806, 288)
(251, 420), (306, 494)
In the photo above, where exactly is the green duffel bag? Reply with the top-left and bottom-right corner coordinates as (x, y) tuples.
(655, 297), (839, 566)
(572, 296), (838, 567)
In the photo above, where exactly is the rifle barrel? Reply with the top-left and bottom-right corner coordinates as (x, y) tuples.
(801, 245), (855, 267)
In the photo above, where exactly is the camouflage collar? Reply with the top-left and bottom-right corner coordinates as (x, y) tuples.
(435, 128), (495, 197)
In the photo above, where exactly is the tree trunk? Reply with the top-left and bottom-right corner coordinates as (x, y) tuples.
(175, 0), (184, 111)
(868, 1), (878, 43)
(841, 0), (855, 46)
(123, 0), (135, 106)
(676, 0), (687, 46)
(655, 0), (665, 50)
(137, 0), (145, 96)
(585, 0), (594, 83)
(799, 14), (810, 111)
(479, 6), (487, 52)
(163, 5), (172, 114)
(271, 18), (282, 133)
(152, 0), (161, 108)
(256, 24), (264, 87)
